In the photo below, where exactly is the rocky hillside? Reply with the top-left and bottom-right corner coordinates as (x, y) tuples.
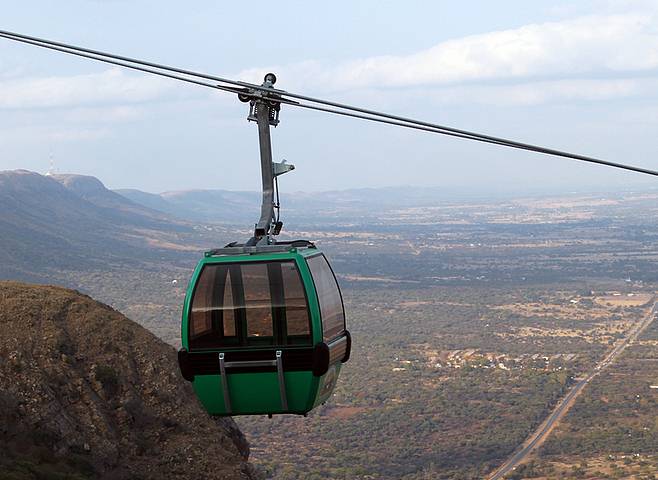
(51, 173), (177, 225)
(0, 281), (258, 479)
(0, 170), (217, 283)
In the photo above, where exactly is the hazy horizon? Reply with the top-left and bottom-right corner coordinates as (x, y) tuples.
(5, 167), (658, 203)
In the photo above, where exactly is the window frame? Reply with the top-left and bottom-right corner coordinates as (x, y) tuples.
(187, 259), (313, 350)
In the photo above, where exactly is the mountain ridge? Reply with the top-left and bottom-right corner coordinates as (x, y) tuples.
(51, 173), (176, 224)
(0, 170), (209, 283)
(116, 183), (658, 226)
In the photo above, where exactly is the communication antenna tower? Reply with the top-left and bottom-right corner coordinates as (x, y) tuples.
(45, 152), (55, 176)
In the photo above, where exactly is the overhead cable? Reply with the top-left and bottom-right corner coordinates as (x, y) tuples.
(1, 29), (657, 177)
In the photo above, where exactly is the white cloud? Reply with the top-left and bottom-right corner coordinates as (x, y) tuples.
(4, 10), (657, 112)
(237, 12), (658, 93)
(0, 65), (26, 80)
(0, 67), (176, 109)
(0, 124), (112, 147)
(63, 105), (145, 123)
(429, 77), (658, 106)
(47, 127), (111, 142)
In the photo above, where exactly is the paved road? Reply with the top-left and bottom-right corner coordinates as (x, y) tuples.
(488, 300), (657, 480)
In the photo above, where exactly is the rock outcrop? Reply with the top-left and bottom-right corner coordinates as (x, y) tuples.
(0, 281), (258, 479)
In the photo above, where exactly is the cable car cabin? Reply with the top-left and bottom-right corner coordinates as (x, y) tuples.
(178, 241), (350, 416)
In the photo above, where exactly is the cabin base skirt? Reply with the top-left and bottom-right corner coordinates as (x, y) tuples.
(193, 366), (341, 416)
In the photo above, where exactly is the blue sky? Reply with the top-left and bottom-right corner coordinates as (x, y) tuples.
(1, 0), (657, 193)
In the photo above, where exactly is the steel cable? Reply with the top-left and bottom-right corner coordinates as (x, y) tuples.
(2, 29), (657, 177)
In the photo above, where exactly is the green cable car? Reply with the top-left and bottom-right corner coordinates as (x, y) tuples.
(178, 241), (350, 416)
(177, 74), (350, 416)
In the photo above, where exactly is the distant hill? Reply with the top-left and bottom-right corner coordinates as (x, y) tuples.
(116, 188), (259, 223)
(0, 281), (257, 479)
(52, 173), (176, 223)
(0, 170), (207, 283)
(117, 184), (658, 228)
(115, 185), (486, 226)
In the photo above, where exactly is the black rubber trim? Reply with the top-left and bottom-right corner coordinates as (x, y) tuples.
(183, 347), (315, 376)
(178, 348), (195, 382)
(342, 330), (352, 363)
(183, 334), (348, 379)
(311, 342), (330, 377)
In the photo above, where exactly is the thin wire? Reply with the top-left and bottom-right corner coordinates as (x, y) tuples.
(0, 33), (245, 96)
(0, 31), (305, 115)
(0, 29), (253, 92)
(292, 101), (537, 150)
(2, 29), (657, 177)
(1, 30), (508, 150)
(291, 101), (658, 177)
(0, 30), (645, 161)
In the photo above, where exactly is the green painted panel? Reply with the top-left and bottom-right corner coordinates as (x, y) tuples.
(193, 371), (322, 416)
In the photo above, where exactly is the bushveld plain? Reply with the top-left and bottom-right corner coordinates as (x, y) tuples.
(2, 172), (657, 479)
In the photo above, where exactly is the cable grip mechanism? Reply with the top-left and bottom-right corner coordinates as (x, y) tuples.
(245, 73), (281, 126)
(246, 74), (289, 246)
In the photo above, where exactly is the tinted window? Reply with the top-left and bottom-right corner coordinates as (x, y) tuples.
(242, 263), (274, 339)
(189, 261), (311, 349)
(189, 265), (237, 345)
(222, 274), (236, 337)
(282, 262), (311, 338)
(307, 255), (345, 341)
(190, 268), (212, 339)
